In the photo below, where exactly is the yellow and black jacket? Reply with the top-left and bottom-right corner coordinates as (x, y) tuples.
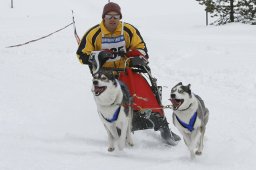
(76, 21), (148, 69)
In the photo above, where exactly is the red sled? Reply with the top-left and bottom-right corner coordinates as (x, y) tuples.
(88, 50), (164, 116)
(119, 68), (164, 116)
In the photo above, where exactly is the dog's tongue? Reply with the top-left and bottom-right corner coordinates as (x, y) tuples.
(94, 86), (106, 96)
(94, 86), (101, 92)
(170, 99), (180, 107)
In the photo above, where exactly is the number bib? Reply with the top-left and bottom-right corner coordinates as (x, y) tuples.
(101, 23), (126, 62)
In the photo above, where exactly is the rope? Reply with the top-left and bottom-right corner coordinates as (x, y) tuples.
(126, 94), (174, 113)
(72, 10), (81, 45)
(6, 22), (73, 48)
(132, 94), (148, 101)
(136, 105), (173, 113)
(6, 11), (81, 48)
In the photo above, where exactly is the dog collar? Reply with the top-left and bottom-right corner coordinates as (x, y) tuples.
(175, 112), (197, 132)
(100, 106), (121, 123)
(177, 103), (192, 111)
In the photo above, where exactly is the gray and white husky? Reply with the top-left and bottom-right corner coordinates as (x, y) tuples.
(170, 82), (209, 159)
(91, 71), (134, 152)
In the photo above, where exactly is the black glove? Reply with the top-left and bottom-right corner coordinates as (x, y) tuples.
(98, 50), (113, 60)
(129, 56), (149, 67)
(89, 50), (114, 74)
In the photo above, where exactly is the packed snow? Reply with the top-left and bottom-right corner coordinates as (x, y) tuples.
(1, 0), (256, 170)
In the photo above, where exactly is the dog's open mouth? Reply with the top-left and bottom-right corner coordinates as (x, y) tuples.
(94, 86), (107, 96)
(170, 98), (184, 110)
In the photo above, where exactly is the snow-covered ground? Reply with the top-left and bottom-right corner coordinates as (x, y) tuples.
(1, 0), (256, 169)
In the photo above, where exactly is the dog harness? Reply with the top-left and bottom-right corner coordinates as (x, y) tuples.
(175, 112), (197, 132)
(101, 106), (121, 123)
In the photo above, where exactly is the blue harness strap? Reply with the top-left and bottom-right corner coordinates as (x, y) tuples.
(175, 112), (197, 132)
(101, 106), (121, 123)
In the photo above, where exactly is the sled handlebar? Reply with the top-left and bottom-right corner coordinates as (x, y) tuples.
(100, 67), (148, 74)
(90, 50), (149, 74)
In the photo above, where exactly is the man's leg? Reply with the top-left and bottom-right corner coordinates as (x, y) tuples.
(149, 113), (181, 145)
(132, 111), (181, 145)
(132, 111), (154, 131)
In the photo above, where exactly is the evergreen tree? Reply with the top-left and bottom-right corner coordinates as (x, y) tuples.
(237, 0), (256, 24)
(196, 0), (256, 25)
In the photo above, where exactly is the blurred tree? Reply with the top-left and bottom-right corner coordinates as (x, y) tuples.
(237, 0), (256, 24)
(196, 0), (256, 25)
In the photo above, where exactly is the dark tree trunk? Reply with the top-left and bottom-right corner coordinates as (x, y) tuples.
(230, 0), (234, 22)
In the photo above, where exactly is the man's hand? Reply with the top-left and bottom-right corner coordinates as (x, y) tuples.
(99, 50), (113, 59)
(126, 49), (144, 58)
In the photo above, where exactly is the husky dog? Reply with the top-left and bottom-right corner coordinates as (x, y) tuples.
(170, 82), (209, 159)
(91, 71), (134, 152)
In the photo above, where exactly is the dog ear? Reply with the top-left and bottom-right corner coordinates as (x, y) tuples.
(171, 82), (183, 93)
(174, 82), (182, 88)
(187, 84), (192, 97)
(113, 79), (118, 87)
(181, 84), (192, 97)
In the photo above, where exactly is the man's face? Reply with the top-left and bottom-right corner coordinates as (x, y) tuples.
(104, 11), (121, 32)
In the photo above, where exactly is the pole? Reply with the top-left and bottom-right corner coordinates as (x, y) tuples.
(206, 11), (208, 26)
(72, 10), (81, 45)
(11, 0), (13, 8)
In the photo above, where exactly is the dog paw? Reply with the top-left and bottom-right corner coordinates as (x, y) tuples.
(190, 153), (196, 160)
(118, 144), (125, 151)
(128, 142), (134, 147)
(195, 151), (202, 155)
(108, 147), (115, 152)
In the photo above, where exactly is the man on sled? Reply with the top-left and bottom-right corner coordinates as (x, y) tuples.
(76, 2), (180, 145)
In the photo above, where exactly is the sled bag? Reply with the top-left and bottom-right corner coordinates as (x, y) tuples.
(119, 68), (164, 116)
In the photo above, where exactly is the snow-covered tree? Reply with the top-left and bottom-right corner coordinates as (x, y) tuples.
(237, 0), (256, 24)
(196, 0), (256, 25)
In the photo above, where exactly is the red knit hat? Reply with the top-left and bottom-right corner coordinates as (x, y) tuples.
(102, 2), (122, 19)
